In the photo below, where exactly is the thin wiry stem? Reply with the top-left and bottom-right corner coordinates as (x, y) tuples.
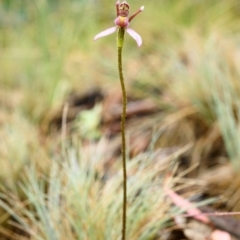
(118, 28), (127, 240)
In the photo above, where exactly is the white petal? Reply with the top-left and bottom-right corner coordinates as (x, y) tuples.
(94, 26), (118, 41)
(126, 28), (142, 47)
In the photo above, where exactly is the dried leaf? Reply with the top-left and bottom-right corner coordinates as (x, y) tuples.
(164, 176), (210, 224)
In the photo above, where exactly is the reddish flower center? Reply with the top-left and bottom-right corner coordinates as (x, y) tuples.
(115, 16), (129, 28)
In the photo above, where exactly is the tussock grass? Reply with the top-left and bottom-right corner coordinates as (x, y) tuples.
(0, 113), (50, 191)
(162, 32), (240, 165)
(0, 137), (184, 240)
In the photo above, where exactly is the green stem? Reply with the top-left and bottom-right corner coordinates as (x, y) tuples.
(117, 28), (127, 240)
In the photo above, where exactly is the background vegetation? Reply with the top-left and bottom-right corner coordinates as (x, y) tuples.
(1, 0), (240, 239)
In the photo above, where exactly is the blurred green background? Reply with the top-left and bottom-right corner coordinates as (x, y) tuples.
(2, 0), (239, 122)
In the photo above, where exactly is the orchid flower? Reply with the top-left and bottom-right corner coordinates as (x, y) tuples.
(94, 1), (144, 47)
(94, 3), (144, 239)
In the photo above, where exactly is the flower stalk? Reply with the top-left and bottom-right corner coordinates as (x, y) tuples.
(94, 2), (144, 239)
(117, 27), (127, 240)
